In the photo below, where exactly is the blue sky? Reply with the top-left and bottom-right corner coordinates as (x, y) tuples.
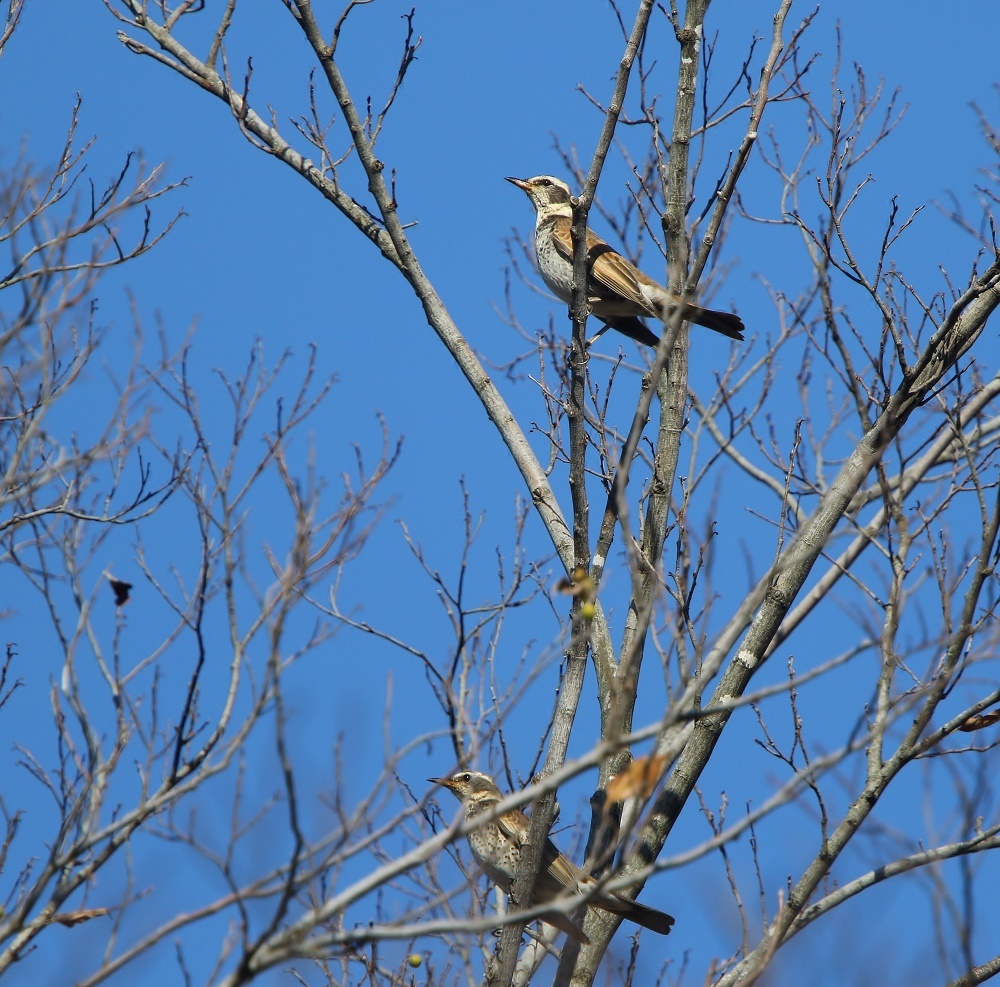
(2, 1), (999, 984)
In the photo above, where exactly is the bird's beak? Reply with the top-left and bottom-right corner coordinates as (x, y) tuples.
(505, 176), (531, 192)
(428, 776), (453, 789)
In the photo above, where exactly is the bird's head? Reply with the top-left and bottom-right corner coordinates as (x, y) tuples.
(429, 770), (503, 804)
(505, 175), (574, 218)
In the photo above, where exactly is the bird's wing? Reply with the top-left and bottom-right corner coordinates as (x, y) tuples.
(550, 216), (658, 318)
(540, 839), (585, 894)
(495, 806), (584, 895)
(496, 806), (531, 846)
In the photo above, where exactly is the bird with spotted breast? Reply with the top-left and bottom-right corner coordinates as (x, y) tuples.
(430, 770), (674, 944)
(506, 174), (744, 349)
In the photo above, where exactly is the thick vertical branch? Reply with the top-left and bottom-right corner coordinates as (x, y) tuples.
(599, 0), (711, 797)
(573, 0), (658, 703)
(554, 13), (715, 987)
(497, 9), (659, 983)
(599, 0), (797, 810)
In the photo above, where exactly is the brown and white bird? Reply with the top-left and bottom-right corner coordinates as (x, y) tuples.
(430, 770), (674, 944)
(506, 175), (744, 348)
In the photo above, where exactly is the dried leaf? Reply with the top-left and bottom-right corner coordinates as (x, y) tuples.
(605, 754), (667, 805)
(958, 709), (1000, 732)
(53, 907), (109, 927)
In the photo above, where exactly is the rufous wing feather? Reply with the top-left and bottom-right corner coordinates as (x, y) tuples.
(550, 217), (658, 317)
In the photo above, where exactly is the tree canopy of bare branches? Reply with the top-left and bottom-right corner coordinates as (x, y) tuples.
(2, 2), (1000, 986)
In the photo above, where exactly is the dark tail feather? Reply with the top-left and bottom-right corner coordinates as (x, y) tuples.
(603, 309), (744, 348)
(595, 893), (676, 935)
(686, 304), (745, 340)
(602, 316), (661, 348)
(622, 899), (675, 935)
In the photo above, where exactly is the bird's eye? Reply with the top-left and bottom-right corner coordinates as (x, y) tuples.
(459, 773), (470, 782)
(538, 178), (551, 186)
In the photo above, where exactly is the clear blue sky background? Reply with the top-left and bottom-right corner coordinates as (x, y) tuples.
(2, 1), (999, 984)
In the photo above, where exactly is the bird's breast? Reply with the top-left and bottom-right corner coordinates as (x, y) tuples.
(533, 224), (574, 304)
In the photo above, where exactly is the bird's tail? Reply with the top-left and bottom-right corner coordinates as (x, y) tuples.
(621, 899), (676, 935)
(606, 307), (745, 347)
(596, 893), (676, 935)
(685, 303), (745, 340)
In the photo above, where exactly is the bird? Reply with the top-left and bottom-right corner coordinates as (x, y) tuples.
(506, 175), (744, 348)
(429, 770), (674, 944)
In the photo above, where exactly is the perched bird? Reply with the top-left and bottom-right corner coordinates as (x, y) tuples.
(430, 770), (674, 944)
(506, 175), (744, 348)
